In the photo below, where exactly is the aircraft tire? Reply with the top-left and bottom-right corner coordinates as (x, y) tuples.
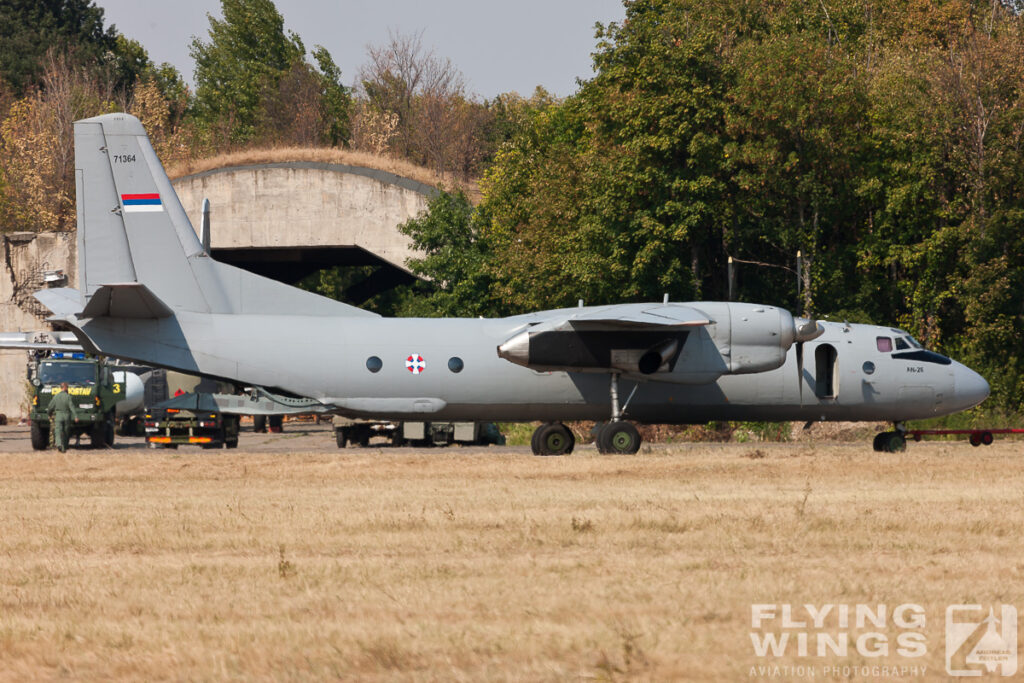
(253, 414), (267, 433)
(30, 421), (48, 450)
(886, 432), (906, 453)
(535, 422), (574, 456)
(597, 421), (641, 455)
(335, 428), (348, 449)
(530, 424), (543, 455)
(872, 433), (886, 452)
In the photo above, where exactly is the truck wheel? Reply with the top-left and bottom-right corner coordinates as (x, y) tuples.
(226, 437), (239, 449)
(30, 421), (49, 450)
(105, 421), (115, 447)
(90, 422), (106, 448)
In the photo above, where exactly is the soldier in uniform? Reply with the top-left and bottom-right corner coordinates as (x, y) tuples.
(47, 382), (79, 452)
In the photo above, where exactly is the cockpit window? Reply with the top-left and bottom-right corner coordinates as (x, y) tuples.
(876, 337), (893, 353)
(895, 337), (909, 350)
(905, 336), (922, 349)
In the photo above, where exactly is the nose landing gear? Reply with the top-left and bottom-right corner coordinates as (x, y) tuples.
(872, 423), (907, 452)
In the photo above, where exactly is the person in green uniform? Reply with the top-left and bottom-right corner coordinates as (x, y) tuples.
(47, 382), (79, 452)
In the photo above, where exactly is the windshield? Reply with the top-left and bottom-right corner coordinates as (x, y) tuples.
(38, 361), (96, 386)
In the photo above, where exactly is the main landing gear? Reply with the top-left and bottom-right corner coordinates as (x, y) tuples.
(872, 423), (907, 453)
(529, 372), (643, 456)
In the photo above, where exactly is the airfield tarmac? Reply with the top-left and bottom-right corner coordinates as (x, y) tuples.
(0, 422), (1020, 681)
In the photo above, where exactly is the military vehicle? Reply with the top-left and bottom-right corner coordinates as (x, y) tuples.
(144, 392), (239, 448)
(33, 113), (992, 456)
(28, 351), (124, 450)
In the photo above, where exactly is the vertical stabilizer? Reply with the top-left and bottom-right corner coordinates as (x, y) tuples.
(75, 113), (210, 312)
(72, 113), (378, 319)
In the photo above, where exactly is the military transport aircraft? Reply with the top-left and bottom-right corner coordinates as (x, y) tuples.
(33, 113), (990, 455)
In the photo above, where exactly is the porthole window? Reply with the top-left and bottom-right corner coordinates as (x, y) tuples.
(366, 356), (382, 373)
(448, 357), (464, 373)
(862, 361), (876, 375)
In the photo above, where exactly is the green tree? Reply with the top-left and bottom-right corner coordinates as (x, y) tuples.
(397, 189), (494, 317)
(0, 0), (157, 97)
(190, 0), (304, 143)
(311, 46), (351, 146)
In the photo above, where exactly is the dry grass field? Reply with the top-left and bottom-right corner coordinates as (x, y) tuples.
(0, 430), (1021, 681)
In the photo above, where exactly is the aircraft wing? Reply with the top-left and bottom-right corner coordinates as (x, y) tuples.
(561, 304), (712, 330)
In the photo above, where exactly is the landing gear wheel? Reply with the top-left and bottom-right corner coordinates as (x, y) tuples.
(597, 421), (641, 454)
(253, 415), (267, 433)
(335, 429), (348, 449)
(530, 424), (543, 455)
(532, 422), (575, 456)
(30, 421), (48, 450)
(874, 430), (906, 453)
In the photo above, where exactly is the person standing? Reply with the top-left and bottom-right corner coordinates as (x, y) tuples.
(47, 382), (79, 452)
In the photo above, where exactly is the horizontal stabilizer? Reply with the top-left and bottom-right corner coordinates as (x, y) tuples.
(34, 288), (83, 318)
(80, 283), (173, 319)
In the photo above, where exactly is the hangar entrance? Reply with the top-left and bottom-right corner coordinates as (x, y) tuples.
(212, 245), (419, 306)
(171, 160), (438, 310)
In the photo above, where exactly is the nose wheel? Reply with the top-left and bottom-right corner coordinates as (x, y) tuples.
(872, 429), (907, 453)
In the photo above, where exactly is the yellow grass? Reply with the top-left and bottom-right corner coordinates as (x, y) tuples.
(166, 148), (480, 201)
(0, 440), (1021, 680)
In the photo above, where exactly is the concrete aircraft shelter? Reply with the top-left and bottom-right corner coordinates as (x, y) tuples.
(0, 160), (437, 418)
(171, 161), (437, 302)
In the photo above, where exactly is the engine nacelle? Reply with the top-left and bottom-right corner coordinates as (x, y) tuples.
(701, 302), (821, 374)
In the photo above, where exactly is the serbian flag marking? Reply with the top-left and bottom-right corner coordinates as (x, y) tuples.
(405, 354), (426, 374)
(121, 193), (163, 213)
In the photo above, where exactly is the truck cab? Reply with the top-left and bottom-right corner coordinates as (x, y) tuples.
(29, 352), (123, 450)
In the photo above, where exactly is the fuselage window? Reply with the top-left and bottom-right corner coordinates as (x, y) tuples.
(814, 344), (838, 399)
(876, 337), (893, 353)
(448, 357), (464, 373)
(895, 337), (909, 351)
(366, 356), (383, 373)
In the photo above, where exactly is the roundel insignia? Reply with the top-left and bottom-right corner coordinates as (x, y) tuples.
(405, 354), (426, 374)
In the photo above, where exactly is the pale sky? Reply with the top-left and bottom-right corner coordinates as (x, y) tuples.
(96, 0), (627, 99)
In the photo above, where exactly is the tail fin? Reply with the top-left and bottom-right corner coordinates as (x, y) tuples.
(73, 113), (376, 318)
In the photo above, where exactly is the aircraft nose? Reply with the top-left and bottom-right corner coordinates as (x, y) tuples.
(952, 363), (990, 411)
